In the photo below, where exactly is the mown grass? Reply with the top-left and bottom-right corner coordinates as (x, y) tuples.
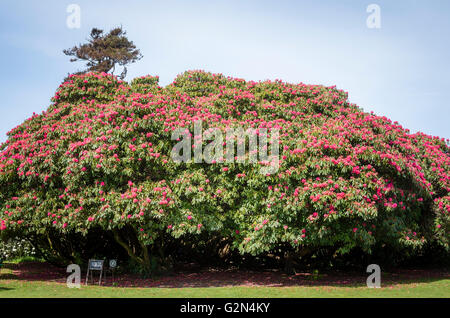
(0, 265), (448, 298)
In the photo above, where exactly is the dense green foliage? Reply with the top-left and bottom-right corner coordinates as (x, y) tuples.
(0, 71), (449, 271)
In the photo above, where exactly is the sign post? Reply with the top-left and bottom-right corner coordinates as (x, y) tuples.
(85, 259), (104, 285)
(108, 259), (117, 283)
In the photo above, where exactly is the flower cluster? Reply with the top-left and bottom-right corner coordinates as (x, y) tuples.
(0, 70), (449, 259)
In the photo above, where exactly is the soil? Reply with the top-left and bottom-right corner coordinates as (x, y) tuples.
(2, 262), (449, 288)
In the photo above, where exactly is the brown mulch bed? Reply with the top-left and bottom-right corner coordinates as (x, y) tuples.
(1, 262), (449, 288)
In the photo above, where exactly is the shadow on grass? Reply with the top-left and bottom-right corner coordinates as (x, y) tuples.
(1, 261), (449, 289)
(0, 273), (18, 280)
(0, 262), (65, 284)
(95, 267), (450, 289)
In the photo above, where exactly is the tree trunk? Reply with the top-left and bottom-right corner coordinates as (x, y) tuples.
(284, 251), (295, 275)
(284, 247), (312, 275)
(112, 229), (151, 272)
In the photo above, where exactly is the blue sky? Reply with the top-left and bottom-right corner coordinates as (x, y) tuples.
(1, 0), (449, 143)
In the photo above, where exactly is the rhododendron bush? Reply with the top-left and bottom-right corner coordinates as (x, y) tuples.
(0, 71), (449, 270)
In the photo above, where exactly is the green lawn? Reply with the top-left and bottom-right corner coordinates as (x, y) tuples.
(1, 261), (449, 298)
(1, 278), (449, 298)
